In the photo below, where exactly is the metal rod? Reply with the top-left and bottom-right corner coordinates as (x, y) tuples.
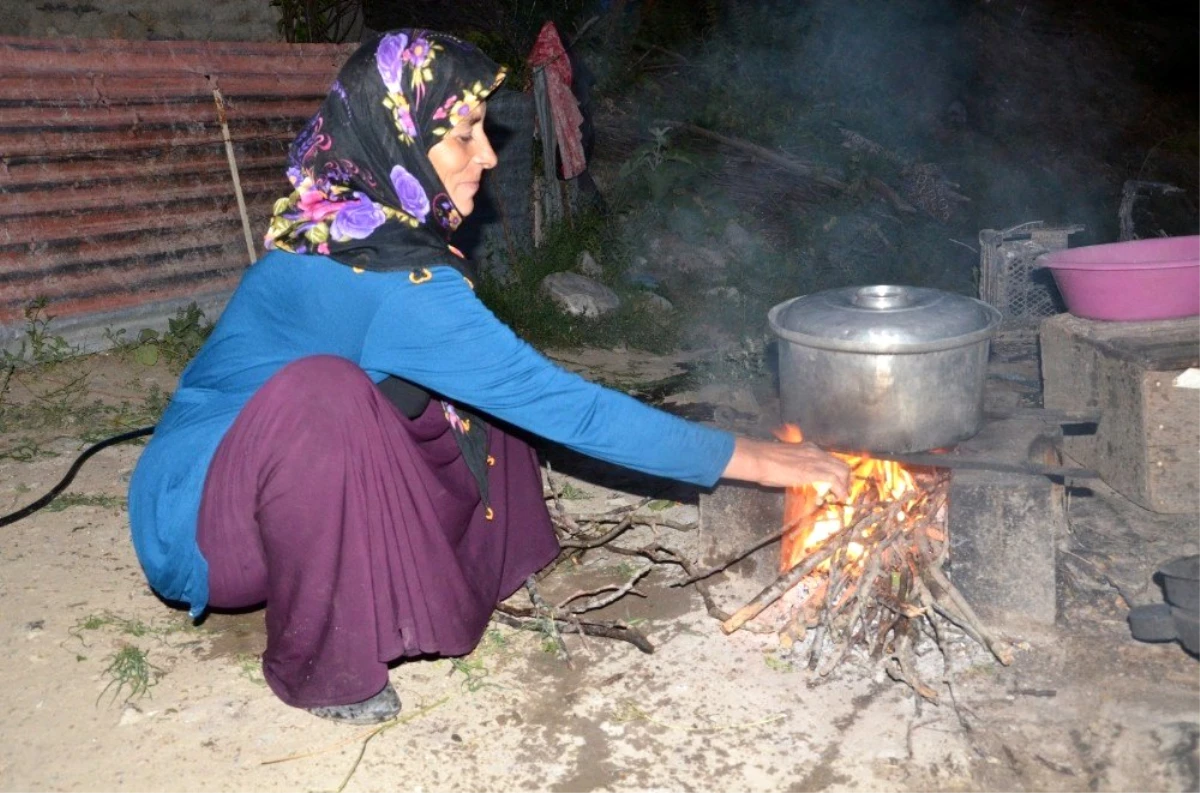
(864, 452), (1100, 480)
(982, 407), (1102, 424)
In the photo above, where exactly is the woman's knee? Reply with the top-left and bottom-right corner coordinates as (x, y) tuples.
(266, 355), (377, 411)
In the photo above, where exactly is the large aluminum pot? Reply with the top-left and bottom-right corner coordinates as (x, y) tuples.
(768, 284), (1003, 454)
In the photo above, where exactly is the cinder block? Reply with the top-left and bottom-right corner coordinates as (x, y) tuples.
(1041, 313), (1200, 515)
(946, 419), (1067, 627)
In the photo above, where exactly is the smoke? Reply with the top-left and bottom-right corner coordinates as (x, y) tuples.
(581, 0), (1197, 316)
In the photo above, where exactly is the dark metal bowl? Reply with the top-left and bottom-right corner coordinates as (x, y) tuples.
(1158, 555), (1200, 613)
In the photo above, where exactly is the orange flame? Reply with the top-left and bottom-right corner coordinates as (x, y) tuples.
(776, 423), (918, 572)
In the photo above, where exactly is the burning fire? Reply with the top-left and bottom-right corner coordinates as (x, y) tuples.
(720, 426), (1002, 691)
(775, 424), (920, 572)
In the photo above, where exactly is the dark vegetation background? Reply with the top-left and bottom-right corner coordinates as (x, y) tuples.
(315, 0), (1199, 356)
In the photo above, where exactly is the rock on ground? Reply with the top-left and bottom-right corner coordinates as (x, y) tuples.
(540, 272), (621, 318)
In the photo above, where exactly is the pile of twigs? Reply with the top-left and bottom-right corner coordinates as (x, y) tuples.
(494, 479), (692, 663)
(718, 472), (1011, 700)
(508, 465), (1010, 701)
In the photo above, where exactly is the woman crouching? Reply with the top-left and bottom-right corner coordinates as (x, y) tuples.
(128, 30), (850, 725)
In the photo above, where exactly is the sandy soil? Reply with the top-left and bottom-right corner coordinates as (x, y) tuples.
(1, 349), (1197, 793)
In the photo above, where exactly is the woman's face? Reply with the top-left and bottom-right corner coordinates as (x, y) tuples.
(427, 102), (497, 218)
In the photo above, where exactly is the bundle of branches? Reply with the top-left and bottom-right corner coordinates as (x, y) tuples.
(494, 475), (702, 662)
(720, 472), (1012, 701)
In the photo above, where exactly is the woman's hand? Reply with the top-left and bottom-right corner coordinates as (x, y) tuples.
(721, 436), (852, 499)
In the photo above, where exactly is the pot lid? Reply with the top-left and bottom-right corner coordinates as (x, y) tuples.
(768, 284), (1003, 354)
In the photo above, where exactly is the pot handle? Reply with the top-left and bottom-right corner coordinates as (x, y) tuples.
(851, 285), (917, 309)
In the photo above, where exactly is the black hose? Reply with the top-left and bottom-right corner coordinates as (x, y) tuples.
(0, 425), (155, 528)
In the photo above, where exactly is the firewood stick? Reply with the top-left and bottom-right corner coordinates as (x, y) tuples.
(559, 513), (637, 550)
(524, 576), (572, 667)
(557, 564), (652, 613)
(559, 497), (654, 549)
(923, 565), (1014, 665)
(722, 503), (895, 635)
(545, 495), (696, 532)
(668, 556), (734, 624)
(916, 566), (1012, 667)
(817, 528), (900, 676)
(815, 519), (907, 673)
(887, 629), (939, 702)
(559, 513), (697, 531)
(491, 610), (654, 654)
(916, 584), (975, 731)
(722, 541), (838, 634)
(808, 514), (865, 669)
(603, 542), (736, 624)
(674, 508), (821, 586)
(542, 461), (579, 534)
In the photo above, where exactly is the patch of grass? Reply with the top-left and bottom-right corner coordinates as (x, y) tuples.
(0, 298), (79, 370)
(0, 439), (57, 462)
(45, 493), (127, 513)
(70, 610), (186, 643)
(557, 481), (590, 500)
(763, 652), (798, 674)
(98, 644), (164, 704)
(235, 654), (267, 686)
(477, 627), (510, 653)
(0, 300), (203, 447)
(449, 655), (497, 693)
(105, 303), (213, 374)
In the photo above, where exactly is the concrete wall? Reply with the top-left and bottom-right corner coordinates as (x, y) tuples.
(0, 0), (280, 42)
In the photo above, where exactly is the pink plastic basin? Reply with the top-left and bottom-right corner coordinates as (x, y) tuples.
(1039, 236), (1200, 321)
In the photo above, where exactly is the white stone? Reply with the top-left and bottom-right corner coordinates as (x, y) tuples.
(540, 272), (621, 318)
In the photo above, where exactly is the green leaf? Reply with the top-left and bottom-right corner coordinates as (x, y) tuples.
(133, 344), (160, 367)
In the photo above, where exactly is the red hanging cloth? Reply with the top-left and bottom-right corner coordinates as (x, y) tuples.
(526, 21), (587, 179)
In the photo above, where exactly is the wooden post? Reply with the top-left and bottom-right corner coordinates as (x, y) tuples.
(531, 68), (561, 233)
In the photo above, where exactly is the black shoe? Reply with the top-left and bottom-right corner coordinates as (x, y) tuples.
(307, 683), (401, 725)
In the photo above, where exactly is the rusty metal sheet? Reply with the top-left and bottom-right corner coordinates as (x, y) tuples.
(1, 120), (299, 158)
(0, 36), (356, 333)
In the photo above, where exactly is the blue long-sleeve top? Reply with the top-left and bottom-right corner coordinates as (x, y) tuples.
(128, 250), (735, 616)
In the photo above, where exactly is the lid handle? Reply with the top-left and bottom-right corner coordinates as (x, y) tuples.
(851, 285), (915, 310)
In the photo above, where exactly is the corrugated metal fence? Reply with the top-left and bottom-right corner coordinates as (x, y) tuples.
(0, 36), (357, 352)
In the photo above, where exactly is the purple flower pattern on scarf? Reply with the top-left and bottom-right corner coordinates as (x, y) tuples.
(404, 37), (432, 67)
(432, 194), (462, 232)
(441, 402), (468, 434)
(375, 33), (409, 93)
(329, 195), (387, 241)
(390, 165), (429, 222)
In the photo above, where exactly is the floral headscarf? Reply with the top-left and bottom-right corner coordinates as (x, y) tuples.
(264, 30), (506, 274)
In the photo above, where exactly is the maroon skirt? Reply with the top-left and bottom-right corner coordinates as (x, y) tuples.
(196, 355), (560, 708)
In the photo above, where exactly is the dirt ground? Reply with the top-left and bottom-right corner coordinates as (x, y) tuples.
(1, 343), (1197, 793)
